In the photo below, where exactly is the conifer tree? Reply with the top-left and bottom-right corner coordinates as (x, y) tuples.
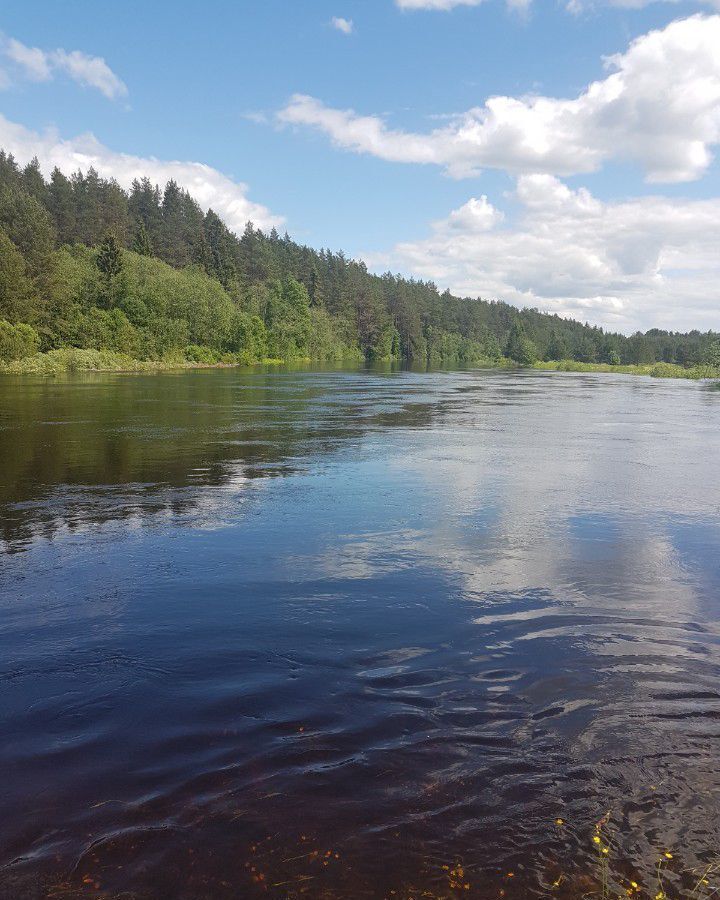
(48, 168), (76, 244)
(96, 231), (123, 307)
(22, 157), (47, 203)
(505, 321), (538, 366)
(132, 221), (153, 256)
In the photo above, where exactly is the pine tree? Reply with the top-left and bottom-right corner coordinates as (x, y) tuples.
(132, 221), (153, 256)
(102, 179), (130, 244)
(0, 187), (56, 279)
(48, 168), (76, 244)
(0, 151), (21, 191)
(96, 231), (123, 307)
(22, 157), (47, 203)
(129, 177), (163, 247)
(546, 331), (570, 361)
(505, 321), (538, 366)
(74, 167), (106, 245)
(203, 209), (237, 287)
(573, 335), (597, 363)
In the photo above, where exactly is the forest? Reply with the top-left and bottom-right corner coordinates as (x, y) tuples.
(1, 149), (719, 373)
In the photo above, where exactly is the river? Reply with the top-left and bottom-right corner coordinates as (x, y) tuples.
(1, 367), (719, 898)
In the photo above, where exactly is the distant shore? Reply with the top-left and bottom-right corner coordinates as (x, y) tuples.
(532, 359), (720, 380)
(0, 349), (296, 376)
(2, 348), (719, 380)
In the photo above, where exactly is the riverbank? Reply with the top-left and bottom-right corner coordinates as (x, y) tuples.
(2, 348), (720, 379)
(0, 348), (312, 376)
(533, 358), (720, 380)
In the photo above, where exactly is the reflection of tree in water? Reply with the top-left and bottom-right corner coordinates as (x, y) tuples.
(0, 370), (438, 550)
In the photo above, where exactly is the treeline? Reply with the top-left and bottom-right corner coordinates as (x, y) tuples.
(0, 149), (719, 369)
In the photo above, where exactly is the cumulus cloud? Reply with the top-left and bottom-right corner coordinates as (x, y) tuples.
(330, 16), (354, 33)
(367, 175), (720, 333)
(0, 113), (283, 233)
(279, 14), (720, 183)
(2, 36), (127, 99)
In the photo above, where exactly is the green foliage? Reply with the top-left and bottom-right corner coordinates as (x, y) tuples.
(227, 312), (267, 359)
(535, 359), (719, 380)
(545, 332), (570, 361)
(307, 306), (363, 362)
(539, 359), (648, 374)
(22, 157), (47, 203)
(0, 319), (40, 361)
(0, 186), (56, 280)
(0, 151), (717, 377)
(120, 253), (234, 352)
(650, 362), (686, 378)
(704, 340), (720, 367)
(96, 231), (124, 307)
(264, 277), (312, 359)
(132, 221), (153, 257)
(184, 344), (222, 364)
(367, 322), (401, 361)
(0, 347), (156, 375)
(648, 361), (720, 379)
(119, 295), (150, 327)
(0, 230), (37, 322)
(505, 321), (538, 366)
(573, 335), (597, 363)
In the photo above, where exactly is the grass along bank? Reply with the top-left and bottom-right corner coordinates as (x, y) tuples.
(3, 349), (720, 378)
(533, 359), (720, 380)
(0, 347), (339, 376)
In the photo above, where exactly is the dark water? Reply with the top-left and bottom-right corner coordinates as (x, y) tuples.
(1, 367), (720, 899)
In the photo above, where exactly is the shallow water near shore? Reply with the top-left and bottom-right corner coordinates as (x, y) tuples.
(1, 366), (720, 898)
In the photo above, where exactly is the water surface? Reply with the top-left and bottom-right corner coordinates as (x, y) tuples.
(1, 367), (719, 898)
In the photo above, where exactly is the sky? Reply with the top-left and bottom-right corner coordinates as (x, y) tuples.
(1, 0), (720, 335)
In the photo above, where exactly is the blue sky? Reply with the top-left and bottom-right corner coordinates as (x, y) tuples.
(2, 0), (720, 333)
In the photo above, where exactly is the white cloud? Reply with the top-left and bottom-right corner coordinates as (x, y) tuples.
(569, 0), (720, 12)
(330, 16), (354, 33)
(5, 37), (52, 81)
(396, 0), (484, 8)
(0, 113), (283, 233)
(397, 0), (530, 11)
(367, 175), (720, 333)
(51, 49), (127, 100)
(279, 14), (720, 183)
(399, 0), (720, 13)
(242, 110), (269, 125)
(2, 36), (127, 100)
(444, 195), (503, 231)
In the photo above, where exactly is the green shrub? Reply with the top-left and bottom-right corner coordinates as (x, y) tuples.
(0, 319), (40, 361)
(650, 362), (686, 378)
(184, 344), (221, 364)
